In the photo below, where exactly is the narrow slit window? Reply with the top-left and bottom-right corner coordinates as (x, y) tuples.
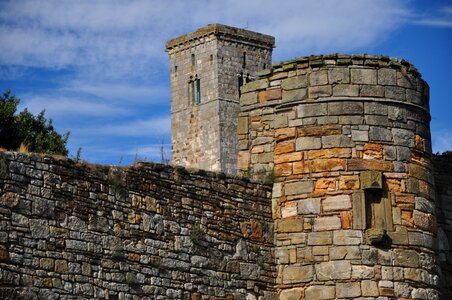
(238, 72), (244, 97)
(242, 52), (246, 68)
(190, 80), (195, 105)
(210, 54), (213, 63)
(196, 78), (201, 105)
(191, 53), (196, 66)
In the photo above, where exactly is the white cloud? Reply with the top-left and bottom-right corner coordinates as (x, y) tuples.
(0, 0), (413, 78)
(19, 96), (129, 118)
(432, 129), (452, 154)
(80, 116), (171, 137)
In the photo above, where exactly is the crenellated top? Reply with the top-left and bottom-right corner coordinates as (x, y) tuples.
(165, 23), (275, 52)
(240, 54), (430, 113)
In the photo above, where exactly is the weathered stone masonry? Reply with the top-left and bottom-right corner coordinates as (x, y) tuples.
(237, 54), (449, 299)
(0, 152), (275, 299)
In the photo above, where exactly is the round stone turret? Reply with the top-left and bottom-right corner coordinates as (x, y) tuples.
(237, 54), (439, 299)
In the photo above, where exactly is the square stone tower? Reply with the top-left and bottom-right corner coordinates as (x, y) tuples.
(166, 24), (275, 174)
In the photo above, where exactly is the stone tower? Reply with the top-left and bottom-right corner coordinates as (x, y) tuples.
(237, 55), (440, 298)
(166, 24), (275, 174)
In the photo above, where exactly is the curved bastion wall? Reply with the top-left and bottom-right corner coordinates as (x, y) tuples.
(237, 54), (440, 299)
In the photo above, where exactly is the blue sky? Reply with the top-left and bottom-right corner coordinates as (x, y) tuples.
(1, 0), (451, 165)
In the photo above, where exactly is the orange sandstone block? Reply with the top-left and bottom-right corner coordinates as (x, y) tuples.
(237, 151), (250, 170)
(308, 148), (352, 159)
(401, 210), (413, 226)
(251, 145), (264, 154)
(275, 127), (296, 141)
(415, 134), (423, 150)
(258, 90), (267, 103)
(275, 140), (295, 155)
(339, 175), (359, 190)
(275, 163), (293, 176)
(315, 178), (336, 191)
(293, 161), (310, 174)
(363, 143), (383, 159)
(386, 179), (402, 192)
(310, 159), (346, 172)
(341, 211), (352, 229)
(275, 152), (302, 164)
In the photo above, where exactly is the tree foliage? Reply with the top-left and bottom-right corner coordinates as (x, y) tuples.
(0, 89), (69, 156)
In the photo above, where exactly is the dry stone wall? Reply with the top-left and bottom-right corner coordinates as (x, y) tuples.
(237, 54), (441, 299)
(0, 151), (275, 299)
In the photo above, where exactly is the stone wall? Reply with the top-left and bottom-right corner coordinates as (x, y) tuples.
(433, 153), (452, 298)
(237, 54), (441, 299)
(0, 151), (275, 299)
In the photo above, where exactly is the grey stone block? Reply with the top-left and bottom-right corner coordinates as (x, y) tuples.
(283, 88), (307, 102)
(369, 127), (392, 141)
(308, 85), (332, 98)
(328, 102), (363, 115)
(281, 75), (307, 90)
(351, 68), (377, 84)
(297, 103), (327, 117)
(285, 181), (314, 195)
(322, 135), (354, 148)
(333, 84), (359, 97)
(378, 68), (397, 85)
(328, 67), (350, 84)
(309, 70), (328, 86)
(296, 137), (322, 150)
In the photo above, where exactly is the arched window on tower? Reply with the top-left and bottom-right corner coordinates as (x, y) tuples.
(188, 75), (201, 106)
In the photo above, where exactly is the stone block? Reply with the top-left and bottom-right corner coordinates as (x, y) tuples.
(273, 114), (288, 129)
(329, 246), (361, 260)
(296, 137), (321, 150)
(283, 88), (307, 102)
(336, 282), (361, 298)
(309, 70), (328, 86)
(329, 67), (350, 84)
(360, 85), (384, 97)
(339, 175), (359, 190)
(0, 192), (19, 208)
(308, 85), (332, 98)
(30, 219), (49, 239)
(350, 159), (394, 172)
(364, 102), (388, 115)
(277, 218), (303, 233)
(276, 127), (296, 141)
(351, 130), (368, 142)
(307, 231), (332, 245)
(351, 265), (374, 279)
(313, 216), (341, 231)
(275, 163), (292, 176)
(237, 151), (250, 170)
(297, 103), (327, 118)
(266, 87), (282, 100)
(298, 198), (321, 214)
(305, 286), (335, 300)
(415, 197), (435, 214)
(309, 158), (346, 172)
(360, 170), (383, 189)
(297, 124), (341, 137)
(351, 68), (377, 84)
(365, 115), (389, 126)
(369, 126), (392, 141)
(316, 260), (351, 280)
(352, 190), (366, 230)
(285, 181), (314, 195)
(385, 86), (406, 101)
(237, 117), (248, 135)
(392, 128), (415, 147)
(308, 148), (351, 159)
(279, 288), (305, 300)
(240, 91), (258, 106)
(321, 135), (353, 148)
(394, 249), (419, 267)
(333, 230), (362, 245)
(275, 152), (302, 164)
(328, 102), (363, 115)
(282, 75), (308, 90)
(378, 68), (397, 85)
(281, 265), (314, 283)
(241, 79), (269, 93)
(362, 280), (379, 296)
(275, 140), (295, 155)
(323, 195), (351, 212)
(281, 205), (298, 218)
(55, 260), (68, 273)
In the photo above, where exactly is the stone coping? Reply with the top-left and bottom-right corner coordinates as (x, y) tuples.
(263, 54), (423, 78)
(166, 23), (275, 51)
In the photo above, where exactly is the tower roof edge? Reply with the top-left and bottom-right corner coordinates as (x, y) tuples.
(165, 23), (275, 51)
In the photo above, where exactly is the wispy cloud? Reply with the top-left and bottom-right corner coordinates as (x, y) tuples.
(19, 95), (130, 118)
(80, 116), (171, 137)
(432, 129), (452, 154)
(412, 5), (452, 28)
